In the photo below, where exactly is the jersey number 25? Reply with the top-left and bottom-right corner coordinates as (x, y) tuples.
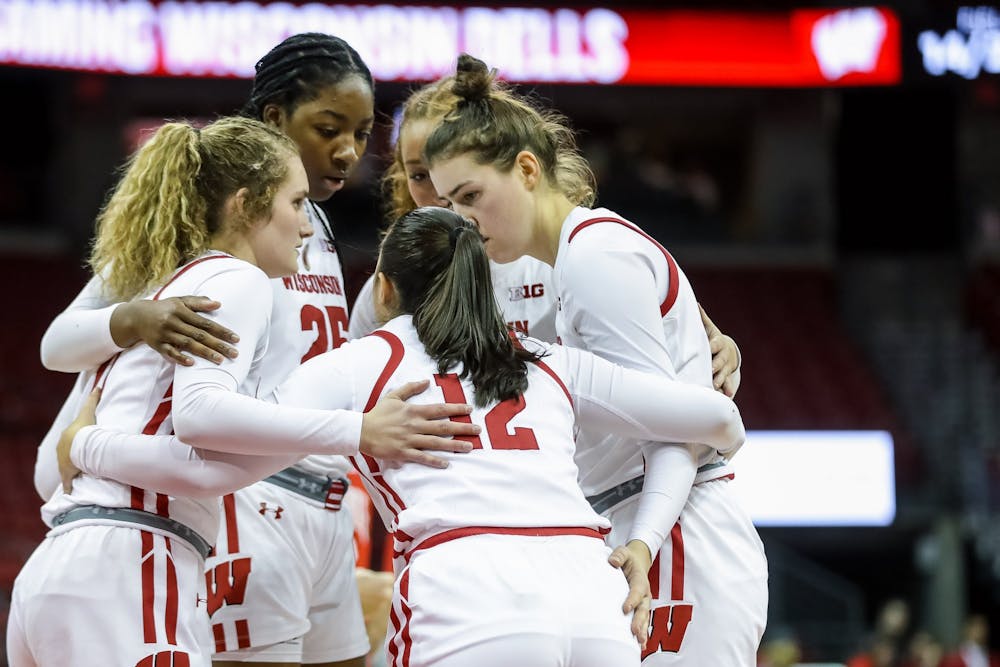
(300, 305), (349, 362)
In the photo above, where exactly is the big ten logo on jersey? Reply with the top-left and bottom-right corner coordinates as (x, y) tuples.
(433, 373), (539, 451)
(300, 304), (348, 362)
(508, 283), (545, 302)
(642, 603), (693, 660)
(136, 650), (191, 666)
(204, 557), (252, 617)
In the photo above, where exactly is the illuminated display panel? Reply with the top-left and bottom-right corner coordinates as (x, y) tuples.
(0, 2), (901, 86)
(916, 5), (1000, 80)
(730, 431), (897, 527)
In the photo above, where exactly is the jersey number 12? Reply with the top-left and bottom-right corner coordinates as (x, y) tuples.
(433, 373), (539, 451)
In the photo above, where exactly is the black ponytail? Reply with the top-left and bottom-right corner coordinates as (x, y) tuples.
(379, 207), (542, 407)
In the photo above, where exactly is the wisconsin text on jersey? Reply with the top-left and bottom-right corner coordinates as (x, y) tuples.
(281, 274), (344, 295)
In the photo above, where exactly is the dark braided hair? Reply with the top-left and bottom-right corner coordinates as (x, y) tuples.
(243, 33), (374, 119)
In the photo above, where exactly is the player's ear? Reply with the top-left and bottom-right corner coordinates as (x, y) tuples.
(262, 104), (287, 131)
(515, 151), (542, 191)
(375, 271), (401, 316)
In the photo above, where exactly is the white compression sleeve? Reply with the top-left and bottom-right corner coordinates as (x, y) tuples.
(629, 442), (699, 557)
(40, 274), (124, 372)
(70, 425), (300, 498)
(556, 345), (746, 451)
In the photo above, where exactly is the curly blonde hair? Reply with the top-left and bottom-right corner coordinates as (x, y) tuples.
(90, 116), (298, 301)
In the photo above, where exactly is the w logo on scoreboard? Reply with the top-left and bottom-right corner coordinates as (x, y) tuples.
(811, 8), (888, 81)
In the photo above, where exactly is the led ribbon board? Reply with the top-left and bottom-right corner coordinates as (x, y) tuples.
(730, 431), (897, 527)
(0, 2), (901, 86)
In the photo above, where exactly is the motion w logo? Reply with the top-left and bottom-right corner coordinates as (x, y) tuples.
(204, 557), (252, 616)
(135, 651), (191, 666)
(641, 604), (694, 660)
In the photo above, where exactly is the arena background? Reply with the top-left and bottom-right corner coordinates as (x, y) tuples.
(0, 1), (998, 665)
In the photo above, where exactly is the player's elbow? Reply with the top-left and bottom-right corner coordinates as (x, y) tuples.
(715, 404), (746, 457)
(39, 328), (74, 372)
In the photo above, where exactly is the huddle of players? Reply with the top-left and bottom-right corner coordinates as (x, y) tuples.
(10, 32), (767, 667)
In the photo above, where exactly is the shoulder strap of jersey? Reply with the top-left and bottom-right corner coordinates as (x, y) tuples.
(567, 216), (679, 317)
(152, 253), (233, 301)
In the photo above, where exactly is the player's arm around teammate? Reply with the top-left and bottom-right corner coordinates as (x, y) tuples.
(351, 74), (743, 385)
(423, 55), (768, 665)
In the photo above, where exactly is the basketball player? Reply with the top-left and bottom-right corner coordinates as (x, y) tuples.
(423, 55), (769, 665)
(10, 117), (476, 667)
(349, 76), (742, 396)
(34, 34), (411, 667)
(58, 206), (748, 667)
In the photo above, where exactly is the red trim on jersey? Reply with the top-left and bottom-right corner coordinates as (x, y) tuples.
(670, 522), (685, 600)
(567, 216), (680, 317)
(356, 330), (409, 521)
(531, 358), (573, 410)
(234, 619), (251, 650)
(131, 486), (145, 510)
(164, 539), (179, 645)
(156, 493), (169, 517)
(133, 383), (174, 515)
(364, 330), (406, 411)
(142, 383), (174, 435)
(222, 493), (239, 554)
(212, 624), (226, 653)
(401, 525), (607, 563)
(92, 355), (118, 390)
(152, 254), (231, 301)
(140, 531), (157, 643)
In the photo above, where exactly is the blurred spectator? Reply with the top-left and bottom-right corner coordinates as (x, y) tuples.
(758, 633), (803, 667)
(902, 631), (944, 667)
(940, 615), (1000, 667)
(848, 637), (901, 667)
(847, 598), (913, 667)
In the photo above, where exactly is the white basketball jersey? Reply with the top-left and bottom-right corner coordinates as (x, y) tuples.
(348, 256), (557, 343)
(274, 315), (611, 555)
(261, 203), (351, 478)
(553, 207), (731, 499)
(41, 253), (271, 543)
(490, 256), (557, 342)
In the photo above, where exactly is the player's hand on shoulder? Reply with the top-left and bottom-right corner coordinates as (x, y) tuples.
(111, 296), (240, 367)
(57, 387), (101, 494)
(700, 304), (741, 397)
(609, 539), (654, 649)
(360, 380), (477, 469)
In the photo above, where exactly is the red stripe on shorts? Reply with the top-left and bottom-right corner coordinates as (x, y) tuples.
(212, 624), (226, 653)
(399, 567), (413, 667)
(648, 551), (661, 600)
(164, 539), (178, 645)
(567, 217), (680, 316)
(235, 619), (251, 649)
(141, 531), (157, 643)
(222, 493), (239, 554)
(670, 522), (685, 600)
